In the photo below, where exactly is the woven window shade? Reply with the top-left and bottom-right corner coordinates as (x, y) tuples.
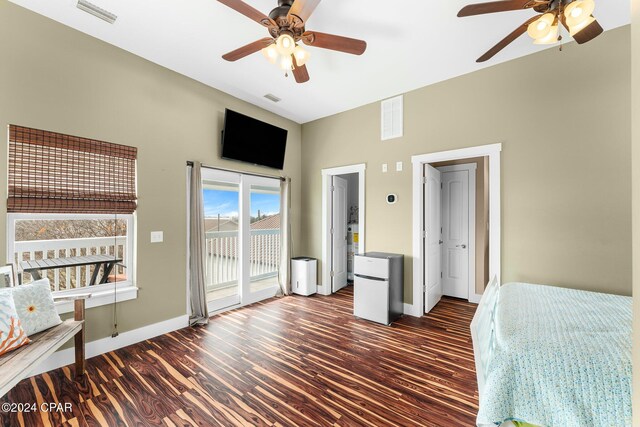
(8, 125), (137, 214)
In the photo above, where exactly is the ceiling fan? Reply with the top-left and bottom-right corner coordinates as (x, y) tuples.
(217, 0), (367, 83)
(458, 0), (604, 62)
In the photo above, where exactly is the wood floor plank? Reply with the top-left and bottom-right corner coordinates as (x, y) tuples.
(0, 288), (479, 426)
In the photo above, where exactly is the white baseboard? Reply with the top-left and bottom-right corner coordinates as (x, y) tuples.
(29, 314), (189, 377)
(403, 303), (422, 317)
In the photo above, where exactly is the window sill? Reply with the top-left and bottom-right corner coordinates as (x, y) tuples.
(54, 285), (138, 315)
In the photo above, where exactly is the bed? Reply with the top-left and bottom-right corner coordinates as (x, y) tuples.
(470, 277), (632, 427)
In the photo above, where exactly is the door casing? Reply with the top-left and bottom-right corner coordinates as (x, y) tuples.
(411, 144), (501, 317)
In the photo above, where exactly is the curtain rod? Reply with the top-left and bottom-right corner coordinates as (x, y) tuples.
(186, 161), (286, 182)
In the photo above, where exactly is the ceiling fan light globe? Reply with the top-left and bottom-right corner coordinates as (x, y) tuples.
(565, 0), (596, 27)
(261, 45), (279, 64)
(276, 34), (296, 55)
(527, 13), (555, 40)
(293, 46), (310, 66)
(533, 25), (559, 45)
(569, 15), (596, 36)
(280, 55), (293, 71)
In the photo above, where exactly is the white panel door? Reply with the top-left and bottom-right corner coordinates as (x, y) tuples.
(424, 165), (442, 313)
(332, 176), (348, 292)
(441, 170), (469, 299)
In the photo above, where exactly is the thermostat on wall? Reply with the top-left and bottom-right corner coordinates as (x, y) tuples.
(386, 194), (398, 205)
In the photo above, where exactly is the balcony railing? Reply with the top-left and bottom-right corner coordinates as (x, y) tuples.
(12, 229), (279, 293)
(14, 236), (127, 292)
(205, 229), (280, 291)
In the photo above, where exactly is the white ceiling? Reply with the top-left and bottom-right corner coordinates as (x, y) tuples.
(10, 0), (630, 123)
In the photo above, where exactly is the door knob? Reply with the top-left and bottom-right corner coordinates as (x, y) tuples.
(457, 244), (467, 249)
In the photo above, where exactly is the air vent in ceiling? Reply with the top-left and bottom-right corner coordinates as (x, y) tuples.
(76, 0), (117, 24)
(264, 94), (282, 103)
(381, 95), (404, 141)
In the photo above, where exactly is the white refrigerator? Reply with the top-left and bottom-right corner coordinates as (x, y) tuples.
(353, 252), (404, 325)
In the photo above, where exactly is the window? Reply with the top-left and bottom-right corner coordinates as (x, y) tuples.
(6, 125), (137, 312)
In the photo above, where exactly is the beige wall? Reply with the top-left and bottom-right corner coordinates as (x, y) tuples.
(632, 0), (639, 423)
(301, 26), (632, 303)
(430, 157), (489, 295)
(0, 3), (302, 342)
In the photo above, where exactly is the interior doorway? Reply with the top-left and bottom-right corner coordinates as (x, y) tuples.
(320, 164), (366, 296)
(330, 172), (360, 292)
(411, 144), (501, 316)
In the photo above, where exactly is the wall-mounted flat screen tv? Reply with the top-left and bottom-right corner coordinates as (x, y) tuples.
(221, 109), (288, 170)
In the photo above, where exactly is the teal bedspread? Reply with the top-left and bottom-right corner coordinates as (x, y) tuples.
(477, 283), (632, 427)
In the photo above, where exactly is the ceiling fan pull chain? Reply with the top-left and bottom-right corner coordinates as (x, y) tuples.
(558, 26), (563, 52)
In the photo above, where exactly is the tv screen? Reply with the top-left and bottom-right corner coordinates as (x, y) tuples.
(221, 109), (288, 170)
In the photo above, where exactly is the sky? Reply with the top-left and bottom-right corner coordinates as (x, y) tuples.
(203, 189), (280, 218)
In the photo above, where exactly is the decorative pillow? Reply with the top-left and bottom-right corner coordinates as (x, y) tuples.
(0, 290), (30, 356)
(11, 279), (62, 336)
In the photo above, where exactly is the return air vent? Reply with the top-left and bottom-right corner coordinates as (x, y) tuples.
(264, 94), (282, 103)
(76, 0), (117, 24)
(381, 95), (403, 141)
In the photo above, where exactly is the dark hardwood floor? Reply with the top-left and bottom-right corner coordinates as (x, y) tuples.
(0, 287), (479, 427)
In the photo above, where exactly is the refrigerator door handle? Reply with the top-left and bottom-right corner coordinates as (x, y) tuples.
(354, 274), (387, 282)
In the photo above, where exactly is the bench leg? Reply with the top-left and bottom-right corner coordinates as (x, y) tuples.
(74, 299), (86, 377)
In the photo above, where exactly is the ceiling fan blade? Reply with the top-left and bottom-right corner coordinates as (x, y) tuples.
(288, 0), (321, 25)
(217, 0), (275, 28)
(302, 31), (367, 55)
(292, 56), (310, 83)
(458, 0), (546, 17)
(477, 16), (539, 62)
(222, 38), (273, 61)
(562, 16), (604, 44)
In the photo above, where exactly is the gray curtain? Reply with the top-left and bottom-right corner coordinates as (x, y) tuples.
(278, 177), (292, 296)
(189, 162), (209, 325)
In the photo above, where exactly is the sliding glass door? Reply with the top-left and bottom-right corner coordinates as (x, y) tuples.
(201, 169), (281, 312)
(248, 180), (281, 298)
(202, 170), (241, 311)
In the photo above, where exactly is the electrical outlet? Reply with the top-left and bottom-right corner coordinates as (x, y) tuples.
(150, 231), (164, 243)
(382, 163), (388, 173)
(396, 161), (403, 172)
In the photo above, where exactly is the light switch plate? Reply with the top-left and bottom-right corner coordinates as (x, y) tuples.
(382, 163), (388, 173)
(396, 161), (403, 172)
(150, 231), (164, 243)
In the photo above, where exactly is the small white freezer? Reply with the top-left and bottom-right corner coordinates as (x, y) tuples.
(353, 252), (404, 325)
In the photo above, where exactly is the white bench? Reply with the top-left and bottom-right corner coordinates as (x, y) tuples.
(0, 294), (90, 398)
